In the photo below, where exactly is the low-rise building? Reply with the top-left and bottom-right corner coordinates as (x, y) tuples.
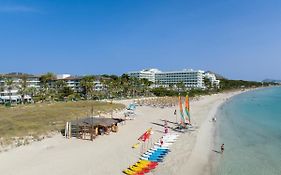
(204, 72), (220, 88)
(0, 73), (40, 103)
(0, 73), (105, 104)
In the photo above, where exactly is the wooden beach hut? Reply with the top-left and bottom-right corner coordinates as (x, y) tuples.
(66, 117), (123, 141)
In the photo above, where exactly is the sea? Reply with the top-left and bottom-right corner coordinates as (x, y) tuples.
(213, 87), (281, 175)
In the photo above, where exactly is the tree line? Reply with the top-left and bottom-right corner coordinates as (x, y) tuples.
(0, 72), (278, 105)
(0, 73), (153, 104)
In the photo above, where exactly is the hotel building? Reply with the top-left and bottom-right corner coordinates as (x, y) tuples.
(0, 73), (40, 103)
(56, 74), (104, 92)
(155, 69), (205, 88)
(0, 73), (104, 104)
(128, 68), (220, 89)
(127, 69), (161, 83)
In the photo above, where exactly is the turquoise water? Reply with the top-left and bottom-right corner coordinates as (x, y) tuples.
(214, 87), (281, 175)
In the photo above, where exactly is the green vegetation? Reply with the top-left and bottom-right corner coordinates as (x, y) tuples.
(150, 79), (276, 97)
(0, 101), (124, 144)
(219, 79), (269, 90)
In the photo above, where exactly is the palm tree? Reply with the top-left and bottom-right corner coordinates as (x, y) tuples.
(18, 75), (28, 104)
(80, 76), (94, 100)
(5, 78), (14, 104)
(55, 80), (74, 101)
(39, 72), (55, 102)
(204, 78), (212, 90)
(176, 81), (185, 92)
(26, 87), (37, 103)
(140, 78), (152, 96)
(55, 80), (67, 100)
(0, 75), (5, 93)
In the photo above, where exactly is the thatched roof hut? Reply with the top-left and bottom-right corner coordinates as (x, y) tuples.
(71, 117), (123, 127)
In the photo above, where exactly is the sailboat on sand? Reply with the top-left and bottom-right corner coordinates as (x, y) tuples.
(178, 95), (192, 129)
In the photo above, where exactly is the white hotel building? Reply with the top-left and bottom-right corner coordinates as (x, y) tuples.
(127, 69), (161, 83)
(128, 68), (219, 89)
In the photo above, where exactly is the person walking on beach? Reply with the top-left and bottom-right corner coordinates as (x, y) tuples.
(164, 120), (168, 134)
(174, 109), (177, 115)
(221, 144), (225, 154)
(160, 138), (164, 147)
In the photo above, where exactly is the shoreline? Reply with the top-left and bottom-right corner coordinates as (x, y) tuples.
(209, 88), (258, 175)
(155, 88), (256, 175)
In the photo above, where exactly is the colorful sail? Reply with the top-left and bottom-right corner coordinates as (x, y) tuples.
(178, 96), (186, 124)
(185, 95), (191, 124)
(138, 128), (152, 142)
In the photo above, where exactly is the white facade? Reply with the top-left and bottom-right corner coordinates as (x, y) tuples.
(155, 69), (205, 89)
(128, 68), (220, 89)
(57, 76), (104, 92)
(57, 76), (82, 92)
(128, 69), (161, 83)
(204, 73), (220, 88)
(0, 75), (39, 103)
(56, 74), (71, 79)
(0, 73), (106, 103)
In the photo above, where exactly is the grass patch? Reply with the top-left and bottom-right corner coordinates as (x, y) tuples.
(0, 101), (125, 144)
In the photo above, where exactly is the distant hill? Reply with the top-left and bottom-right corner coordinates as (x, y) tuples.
(205, 71), (226, 80)
(262, 79), (281, 84)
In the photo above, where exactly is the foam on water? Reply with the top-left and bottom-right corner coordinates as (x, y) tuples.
(213, 87), (281, 175)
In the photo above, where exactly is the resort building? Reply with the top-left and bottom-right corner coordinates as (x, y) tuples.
(56, 74), (83, 92)
(204, 72), (220, 88)
(0, 73), (105, 104)
(0, 73), (40, 103)
(155, 69), (205, 89)
(128, 68), (220, 89)
(127, 69), (161, 83)
(56, 74), (104, 92)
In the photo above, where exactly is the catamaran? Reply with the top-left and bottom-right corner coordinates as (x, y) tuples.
(178, 95), (192, 128)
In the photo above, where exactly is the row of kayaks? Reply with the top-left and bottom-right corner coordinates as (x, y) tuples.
(123, 133), (179, 175)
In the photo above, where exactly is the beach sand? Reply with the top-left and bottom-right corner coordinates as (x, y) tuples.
(0, 91), (243, 175)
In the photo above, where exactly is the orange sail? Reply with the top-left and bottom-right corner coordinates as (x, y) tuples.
(179, 96), (185, 124)
(185, 95), (191, 124)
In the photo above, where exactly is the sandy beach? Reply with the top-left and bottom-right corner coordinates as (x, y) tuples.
(0, 90), (244, 175)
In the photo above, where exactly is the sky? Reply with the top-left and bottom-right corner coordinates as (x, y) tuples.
(0, 0), (281, 81)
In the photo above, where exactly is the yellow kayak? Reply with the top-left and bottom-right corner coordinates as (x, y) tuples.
(132, 143), (140, 149)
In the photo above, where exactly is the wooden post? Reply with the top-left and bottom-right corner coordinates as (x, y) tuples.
(76, 117), (79, 139)
(91, 117), (94, 141)
(68, 122), (71, 138)
(65, 122), (68, 138)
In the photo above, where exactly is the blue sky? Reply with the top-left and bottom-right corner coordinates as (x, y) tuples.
(0, 0), (281, 80)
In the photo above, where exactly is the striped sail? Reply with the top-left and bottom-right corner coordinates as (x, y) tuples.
(178, 96), (186, 124)
(185, 95), (191, 124)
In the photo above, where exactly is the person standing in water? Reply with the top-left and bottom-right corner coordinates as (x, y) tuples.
(221, 144), (225, 154)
